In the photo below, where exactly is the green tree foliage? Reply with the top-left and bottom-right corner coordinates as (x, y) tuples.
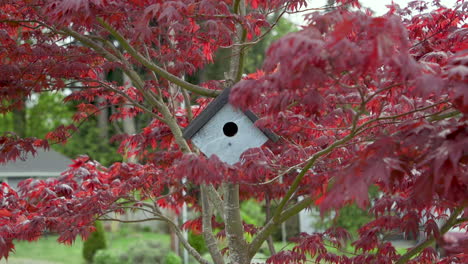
(0, 93), (74, 137)
(83, 221), (107, 263)
(240, 199), (265, 227)
(0, 92), (123, 166)
(57, 120), (121, 166)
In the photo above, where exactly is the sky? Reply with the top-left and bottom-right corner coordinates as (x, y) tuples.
(286, 0), (460, 26)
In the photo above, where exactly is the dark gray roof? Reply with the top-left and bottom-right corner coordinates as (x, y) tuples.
(0, 149), (71, 177)
(183, 88), (279, 142)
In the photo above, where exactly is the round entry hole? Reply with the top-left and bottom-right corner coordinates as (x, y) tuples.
(223, 122), (238, 137)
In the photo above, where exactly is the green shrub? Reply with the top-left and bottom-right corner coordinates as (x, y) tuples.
(83, 221), (107, 263)
(93, 250), (121, 264)
(164, 252), (182, 264)
(141, 226), (152, 233)
(123, 240), (166, 264)
(188, 231), (208, 255)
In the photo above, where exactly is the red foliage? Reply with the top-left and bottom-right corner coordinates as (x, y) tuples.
(1, 0), (467, 263)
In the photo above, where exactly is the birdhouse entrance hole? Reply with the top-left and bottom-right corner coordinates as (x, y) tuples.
(223, 122), (238, 137)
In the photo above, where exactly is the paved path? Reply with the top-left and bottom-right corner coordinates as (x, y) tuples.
(0, 258), (60, 264)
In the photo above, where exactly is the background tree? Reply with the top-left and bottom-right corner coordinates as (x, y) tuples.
(0, 1), (467, 264)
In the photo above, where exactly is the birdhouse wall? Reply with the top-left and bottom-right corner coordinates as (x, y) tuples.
(191, 103), (268, 165)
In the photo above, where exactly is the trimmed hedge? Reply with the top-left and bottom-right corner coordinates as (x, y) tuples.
(83, 221), (107, 263)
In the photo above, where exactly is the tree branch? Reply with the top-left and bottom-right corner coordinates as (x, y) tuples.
(265, 195), (276, 255)
(355, 100), (450, 135)
(96, 17), (220, 97)
(220, 9), (287, 49)
(207, 184), (225, 217)
(223, 183), (249, 263)
(248, 197), (313, 257)
(201, 184), (225, 264)
(91, 80), (166, 122)
(249, 106), (365, 256)
(152, 207), (211, 264)
(97, 217), (163, 223)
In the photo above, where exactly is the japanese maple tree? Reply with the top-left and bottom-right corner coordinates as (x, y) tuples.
(1, 0), (467, 263)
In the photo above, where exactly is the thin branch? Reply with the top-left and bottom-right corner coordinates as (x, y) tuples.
(364, 83), (404, 104)
(220, 9), (287, 49)
(246, 164), (300, 186)
(59, 27), (122, 66)
(355, 100), (450, 135)
(96, 17), (220, 97)
(87, 35), (129, 63)
(207, 184), (225, 217)
(396, 206), (465, 264)
(182, 89), (194, 122)
(265, 195), (276, 255)
(111, 206), (156, 215)
(154, 208), (211, 264)
(248, 197), (314, 258)
(285, 0), (357, 14)
(90, 79), (166, 122)
(97, 217), (163, 223)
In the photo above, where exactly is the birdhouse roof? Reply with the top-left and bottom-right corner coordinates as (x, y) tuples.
(183, 88), (279, 142)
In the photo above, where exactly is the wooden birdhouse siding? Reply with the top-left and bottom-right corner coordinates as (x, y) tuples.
(183, 88), (278, 164)
(191, 104), (269, 165)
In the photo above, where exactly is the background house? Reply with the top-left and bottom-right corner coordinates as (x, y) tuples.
(0, 149), (70, 188)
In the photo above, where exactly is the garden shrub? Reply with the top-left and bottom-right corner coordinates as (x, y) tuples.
(83, 221), (107, 263)
(240, 199), (265, 227)
(93, 250), (121, 264)
(164, 252), (182, 264)
(188, 231), (208, 255)
(122, 240), (166, 264)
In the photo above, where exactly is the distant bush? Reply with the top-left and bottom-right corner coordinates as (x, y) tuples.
(90, 238), (169, 264)
(93, 250), (121, 264)
(240, 199), (265, 227)
(83, 221), (107, 263)
(188, 231), (208, 255)
(164, 252), (182, 264)
(122, 240), (166, 264)
(141, 226), (152, 232)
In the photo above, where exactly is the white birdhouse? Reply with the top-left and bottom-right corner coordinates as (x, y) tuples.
(183, 88), (278, 165)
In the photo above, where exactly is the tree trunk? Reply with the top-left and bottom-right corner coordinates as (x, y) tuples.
(223, 1), (251, 263)
(122, 73), (137, 163)
(224, 183), (249, 264)
(96, 96), (109, 140)
(13, 101), (27, 137)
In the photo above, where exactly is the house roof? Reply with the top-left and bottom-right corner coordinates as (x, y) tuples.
(183, 88), (279, 142)
(0, 149), (71, 177)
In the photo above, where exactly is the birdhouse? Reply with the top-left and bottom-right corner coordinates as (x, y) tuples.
(183, 88), (278, 165)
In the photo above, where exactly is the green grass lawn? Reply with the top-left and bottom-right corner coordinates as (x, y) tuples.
(3, 230), (171, 264)
(3, 229), (414, 264)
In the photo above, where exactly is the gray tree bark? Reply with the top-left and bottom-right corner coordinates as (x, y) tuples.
(122, 73), (137, 163)
(13, 102), (27, 138)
